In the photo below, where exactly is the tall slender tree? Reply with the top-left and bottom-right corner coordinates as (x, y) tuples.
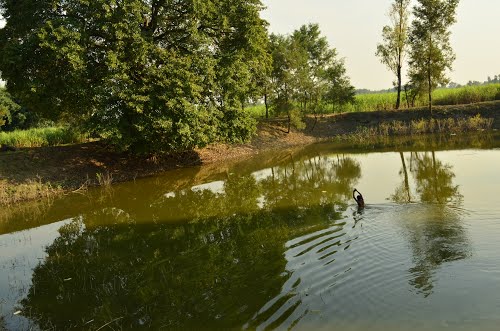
(376, 0), (411, 110)
(408, 0), (460, 113)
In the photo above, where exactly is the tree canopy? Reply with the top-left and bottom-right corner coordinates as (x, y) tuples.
(268, 24), (354, 132)
(408, 0), (460, 112)
(376, 0), (411, 109)
(0, 0), (270, 152)
(0, 87), (19, 128)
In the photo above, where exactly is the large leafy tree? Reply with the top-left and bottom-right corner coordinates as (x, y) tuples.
(376, 0), (411, 110)
(291, 24), (354, 117)
(268, 24), (354, 132)
(268, 33), (308, 133)
(322, 60), (355, 114)
(0, 0), (269, 152)
(408, 0), (460, 113)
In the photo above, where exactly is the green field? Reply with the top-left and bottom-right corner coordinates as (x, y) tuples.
(351, 84), (500, 112)
(0, 127), (87, 148)
(248, 84), (500, 117)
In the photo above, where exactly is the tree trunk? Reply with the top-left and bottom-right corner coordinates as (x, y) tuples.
(396, 65), (402, 109)
(400, 152), (411, 202)
(264, 92), (269, 119)
(428, 70), (432, 114)
(287, 112), (291, 134)
(404, 84), (410, 108)
(428, 34), (433, 114)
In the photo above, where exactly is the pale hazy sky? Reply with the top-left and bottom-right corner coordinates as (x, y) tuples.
(262, 0), (500, 90)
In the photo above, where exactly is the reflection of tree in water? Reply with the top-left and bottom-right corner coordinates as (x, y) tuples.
(261, 155), (360, 212)
(406, 207), (470, 297)
(411, 151), (462, 204)
(391, 152), (413, 203)
(21, 154), (361, 330)
(392, 151), (469, 297)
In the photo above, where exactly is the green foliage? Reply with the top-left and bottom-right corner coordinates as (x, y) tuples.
(376, 0), (411, 109)
(267, 24), (354, 129)
(0, 87), (40, 131)
(408, 0), (460, 111)
(0, 87), (20, 129)
(0, 0), (269, 153)
(0, 127), (87, 148)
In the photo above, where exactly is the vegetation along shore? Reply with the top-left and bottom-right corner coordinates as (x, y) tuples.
(1, 100), (498, 206)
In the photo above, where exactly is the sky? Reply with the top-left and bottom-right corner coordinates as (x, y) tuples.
(261, 0), (500, 90)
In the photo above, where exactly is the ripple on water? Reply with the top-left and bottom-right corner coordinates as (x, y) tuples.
(246, 204), (428, 330)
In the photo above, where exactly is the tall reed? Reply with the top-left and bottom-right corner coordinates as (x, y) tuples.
(0, 127), (87, 148)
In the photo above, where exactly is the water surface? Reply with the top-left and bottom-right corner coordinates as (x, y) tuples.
(2, 135), (500, 330)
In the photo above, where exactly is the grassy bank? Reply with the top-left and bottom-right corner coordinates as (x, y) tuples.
(0, 178), (63, 205)
(346, 115), (493, 141)
(0, 127), (88, 148)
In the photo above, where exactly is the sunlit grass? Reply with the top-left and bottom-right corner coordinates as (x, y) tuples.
(246, 84), (500, 117)
(433, 84), (500, 105)
(351, 84), (500, 112)
(0, 127), (88, 148)
(246, 104), (267, 118)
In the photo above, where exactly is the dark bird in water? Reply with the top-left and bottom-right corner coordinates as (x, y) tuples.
(353, 189), (365, 208)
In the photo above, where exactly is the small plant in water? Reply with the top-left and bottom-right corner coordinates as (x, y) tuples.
(96, 172), (113, 187)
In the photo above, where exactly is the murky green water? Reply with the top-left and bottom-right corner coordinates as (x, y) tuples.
(2, 135), (500, 330)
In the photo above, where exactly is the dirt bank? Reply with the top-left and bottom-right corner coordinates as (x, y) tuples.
(1, 100), (499, 205)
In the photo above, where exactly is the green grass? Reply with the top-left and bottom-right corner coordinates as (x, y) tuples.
(433, 84), (500, 105)
(246, 104), (267, 118)
(347, 114), (494, 141)
(0, 127), (88, 148)
(351, 84), (500, 112)
(246, 84), (500, 117)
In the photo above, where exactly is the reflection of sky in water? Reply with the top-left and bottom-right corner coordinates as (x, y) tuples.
(0, 219), (73, 330)
(346, 153), (404, 205)
(252, 168), (275, 181)
(191, 180), (226, 195)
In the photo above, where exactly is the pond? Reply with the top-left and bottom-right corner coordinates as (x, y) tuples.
(1, 134), (500, 330)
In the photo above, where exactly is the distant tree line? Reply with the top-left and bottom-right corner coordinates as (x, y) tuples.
(357, 73), (500, 94)
(463, 75), (500, 87)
